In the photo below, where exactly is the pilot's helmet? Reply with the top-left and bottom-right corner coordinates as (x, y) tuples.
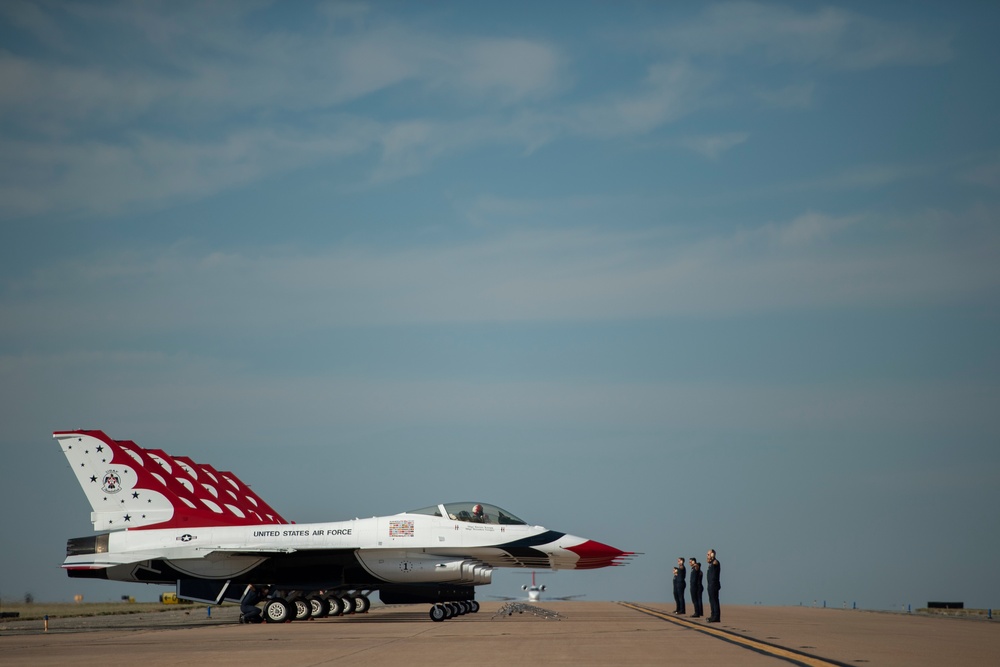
(473, 504), (483, 514)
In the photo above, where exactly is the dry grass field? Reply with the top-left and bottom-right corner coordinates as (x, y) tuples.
(0, 601), (204, 621)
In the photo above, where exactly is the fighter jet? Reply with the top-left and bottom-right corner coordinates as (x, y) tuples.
(54, 430), (635, 622)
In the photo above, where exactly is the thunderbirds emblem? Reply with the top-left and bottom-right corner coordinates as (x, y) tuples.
(101, 470), (122, 494)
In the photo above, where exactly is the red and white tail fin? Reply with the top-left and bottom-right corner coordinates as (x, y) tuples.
(170, 455), (286, 525)
(54, 430), (289, 532)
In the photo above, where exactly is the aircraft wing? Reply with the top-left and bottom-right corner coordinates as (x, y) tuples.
(62, 546), (299, 571)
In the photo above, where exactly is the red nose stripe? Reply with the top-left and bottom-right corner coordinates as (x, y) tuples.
(565, 540), (635, 569)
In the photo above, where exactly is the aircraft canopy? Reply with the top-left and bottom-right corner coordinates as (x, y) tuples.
(408, 502), (527, 526)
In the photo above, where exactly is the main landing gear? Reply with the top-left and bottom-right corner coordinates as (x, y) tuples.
(429, 600), (480, 622)
(261, 592), (373, 623)
(252, 589), (480, 623)
(264, 598), (292, 623)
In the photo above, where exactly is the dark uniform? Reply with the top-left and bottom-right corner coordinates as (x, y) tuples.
(673, 560), (687, 614)
(690, 561), (704, 618)
(240, 584), (266, 624)
(707, 556), (721, 622)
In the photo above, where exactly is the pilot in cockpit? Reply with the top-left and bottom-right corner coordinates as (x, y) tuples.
(471, 504), (486, 523)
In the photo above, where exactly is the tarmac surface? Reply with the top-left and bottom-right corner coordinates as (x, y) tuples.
(2, 601), (998, 666)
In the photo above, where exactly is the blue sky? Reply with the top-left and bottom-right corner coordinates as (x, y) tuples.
(1, 1), (998, 609)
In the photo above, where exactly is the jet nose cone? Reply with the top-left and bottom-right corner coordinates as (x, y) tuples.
(565, 539), (636, 569)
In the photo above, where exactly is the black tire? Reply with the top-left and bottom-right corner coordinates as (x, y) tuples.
(429, 604), (447, 622)
(291, 596), (311, 621)
(340, 596), (355, 614)
(354, 595), (371, 614)
(264, 598), (291, 623)
(326, 595), (343, 617)
(309, 596), (328, 618)
(470, 600), (480, 613)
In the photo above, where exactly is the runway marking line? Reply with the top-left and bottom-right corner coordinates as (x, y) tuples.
(620, 602), (853, 667)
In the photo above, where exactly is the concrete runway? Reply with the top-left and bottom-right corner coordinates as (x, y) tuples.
(2, 601), (997, 666)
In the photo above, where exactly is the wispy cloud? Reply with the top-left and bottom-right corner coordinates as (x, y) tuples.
(3, 347), (994, 449)
(654, 1), (953, 69)
(0, 2), (965, 222)
(679, 132), (749, 159)
(0, 3), (566, 132)
(4, 205), (997, 341)
(448, 38), (568, 104)
(565, 60), (714, 139)
(0, 121), (379, 217)
(962, 155), (1000, 190)
(753, 82), (816, 109)
(0, 2), (573, 218)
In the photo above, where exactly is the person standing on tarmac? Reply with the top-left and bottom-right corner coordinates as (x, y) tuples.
(689, 558), (703, 618)
(706, 549), (721, 622)
(673, 557), (687, 614)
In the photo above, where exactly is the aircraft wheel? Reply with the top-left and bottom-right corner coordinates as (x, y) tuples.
(354, 595), (371, 614)
(340, 596), (356, 614)
(264, 598), (292, 623)
(326, 595), (343, 617)
(470, 600), (480, 613)
(291, 596), (311, 621)
(429, 604), (447, 622)
(457, 601), (468, 615)
(309, 595), (328, 618)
